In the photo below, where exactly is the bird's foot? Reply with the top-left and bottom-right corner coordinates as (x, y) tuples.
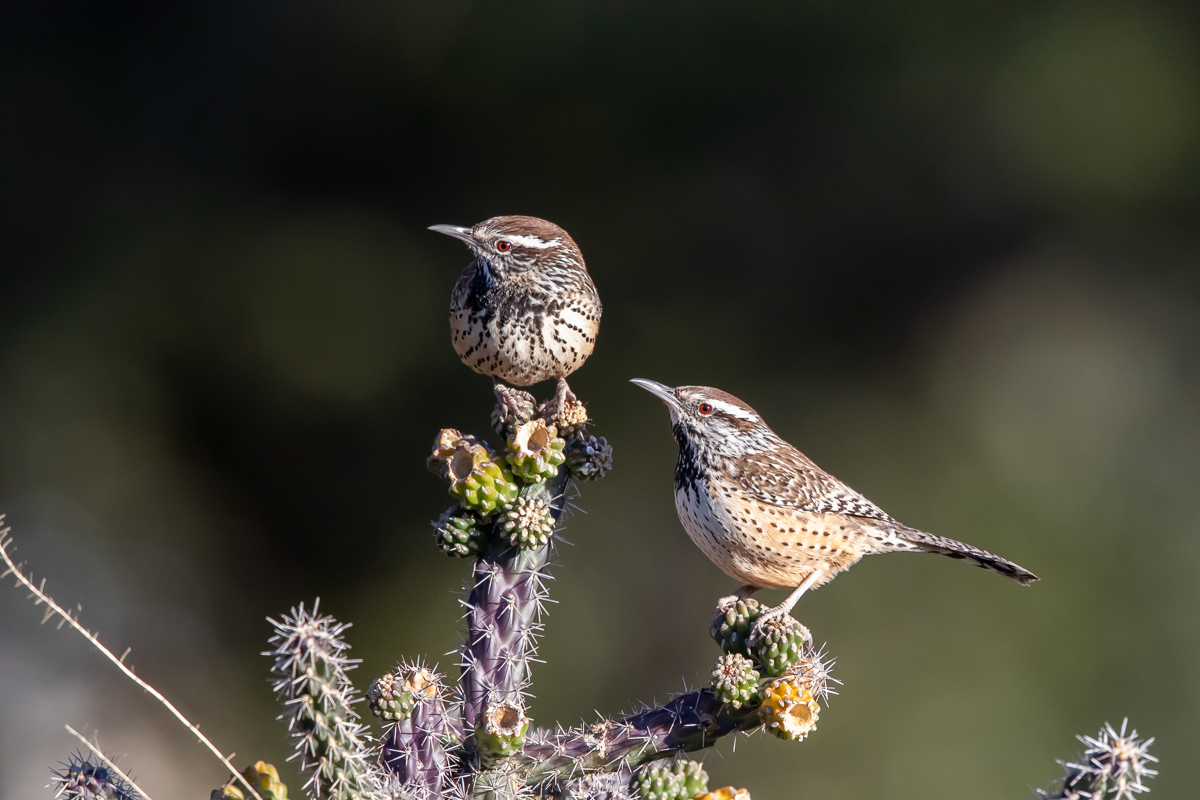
(492, 384), (537, 435)
(747, 571), (822, 643)
(748, 605), (812, 649)
(538, 378), (589, 436)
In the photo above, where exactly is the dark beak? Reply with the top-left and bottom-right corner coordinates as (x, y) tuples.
(630, 378), (682, 410)
(428, 224), (476, 246)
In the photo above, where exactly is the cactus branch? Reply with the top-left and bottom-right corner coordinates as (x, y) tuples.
(1039, 719), (1157, 800)
(0, 519), (264, 800)
(62, 725), (153, 800)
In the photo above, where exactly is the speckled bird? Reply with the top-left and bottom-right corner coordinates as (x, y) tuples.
(632, 380), (1037, 620)
(430, 216), (601, 408)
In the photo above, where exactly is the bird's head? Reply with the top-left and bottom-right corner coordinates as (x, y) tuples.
(429, 215), (583, 278)
(631, 379), (780, 458)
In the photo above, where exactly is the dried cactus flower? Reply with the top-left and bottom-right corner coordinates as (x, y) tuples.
(539, 394), (590, 437)
(367, 672), (415, 722)
(631, 759), (709, 800)
(221, 761), (288, 800)
(565, 434), (613, 481)
(436, 438), (519, 516)
(475, 699), (530, 766)
(51, 756), (137, 800)
(427, 428), (491, 477)
(498, 495), (555, 550)
(710, 597), (765, 657)
(748, 615), (810, 677)
(760, 674), (820, 741)
(695, 788), (751, 800)
(505, 419), (567, 483)
(491, 387), (538, 435)
(432, 508), (487, 557)
(712, 653), (761, 709)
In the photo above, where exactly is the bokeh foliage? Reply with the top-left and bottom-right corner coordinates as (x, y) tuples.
(1, 1), (1198, 798)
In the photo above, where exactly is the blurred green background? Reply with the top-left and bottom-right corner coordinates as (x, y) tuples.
(2, 1), (1198, 798)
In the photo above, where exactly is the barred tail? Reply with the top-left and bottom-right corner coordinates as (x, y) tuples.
(895, 526), (1039, 586)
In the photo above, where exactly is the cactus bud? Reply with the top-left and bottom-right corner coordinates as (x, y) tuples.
(712, 653), (761, 709)
(498, 495), (555, 550)
(759, 674), (820, 742)
(539, 394), (590, 437)
(367, 672), (415, 722)
(220, 762), (288, 800)
(475, 699), (530, 766)
(710, 597), (764, 657)
(432, 508), (488, 557)
(631, 760), (709, 800)
(564, 434), (613, 481)
(748, 615), (810, 677)
(505, 419), (567, 483)
(695, 788), (751, 800)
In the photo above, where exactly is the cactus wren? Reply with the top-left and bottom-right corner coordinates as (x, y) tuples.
(632, 380), (1037, 619)
(430, 216), (601, 409)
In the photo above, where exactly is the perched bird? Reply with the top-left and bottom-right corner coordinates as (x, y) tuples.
(429, 216), (601, 409)
(632, 380), (1037, 620)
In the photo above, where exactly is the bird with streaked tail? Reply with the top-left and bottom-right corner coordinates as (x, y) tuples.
(631, 379), (1038, 623)
(430, 216), (601, 412)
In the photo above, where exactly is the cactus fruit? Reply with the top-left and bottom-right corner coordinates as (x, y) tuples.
(711, 653), (761, 709)
(432, 508), (488, 557)
(219, 762), (288, 800)
(491, 387), (537, 436)
(759, 674), (820, 742)
(565, 434), (613, 481)
(539, 395), (590, 437)
(367, 672), (416, 722)
(498, 495), (555, 550)
(430, 435), (519, 516)
(505, 419), (567, 483)
(695, 789), (751, 800)
(748, 615), (810, 677)
(475, 699), (530, 766)
(631, 760), (709, 800)
(710, 598), (765, 657)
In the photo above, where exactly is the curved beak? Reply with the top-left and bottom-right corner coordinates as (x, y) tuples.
(428, 224), (476, 246)
(630, 378), (681, 410)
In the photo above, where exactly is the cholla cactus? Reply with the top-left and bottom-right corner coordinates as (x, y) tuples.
(380, 662), (458, 797)
(631, 759), (708, 800)
(429, 429), (520, 516)
(748, 615), (810, 677)
(1039, 719), (1158, 800)
(433, 508), (488, 558)
(506, 419), (567, 483)
(709, 598), (764, 657)
(711, 653), (760, 709)
(218, 762), (289, 800)
(50, 756), (137, 800)
(565, 435), (613, 481)
(265, 602), (384, 800)
(498, 495), (555, 550)
(759, 674), (820, 742)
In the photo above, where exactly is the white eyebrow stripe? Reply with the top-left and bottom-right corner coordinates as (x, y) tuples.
(503, 234), (560, 250)
(709, 400), (757, 420)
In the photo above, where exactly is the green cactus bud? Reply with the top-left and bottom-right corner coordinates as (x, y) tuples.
(432, 508), (488, 557)
(564, 434), (613, 481)
(760, 673), (820, 741)
(709, 598), (764, 657)
(631, 760), (709, 800)
(498, 496), (554, 550)
(436, 438), (519, 516)
(491, 387), (538, 436)
(366, 672), (415, 722)
(749, 615), (810, 677)
(220, 761), (288, 800)
(475, 699), (529, 766)
(505, 419), (567, 483)
(695, 788), (751, 800)
(711, 653), (761, 709)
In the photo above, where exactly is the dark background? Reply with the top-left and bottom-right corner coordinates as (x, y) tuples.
(3, 2), (1199, 797)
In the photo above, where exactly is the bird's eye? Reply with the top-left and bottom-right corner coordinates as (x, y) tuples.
(698, 403), (714, 415)
(496, 241), (511, 252)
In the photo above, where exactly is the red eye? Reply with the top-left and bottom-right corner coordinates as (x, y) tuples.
(496, 241), (511, 252)
(699, 403), (714, 415)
